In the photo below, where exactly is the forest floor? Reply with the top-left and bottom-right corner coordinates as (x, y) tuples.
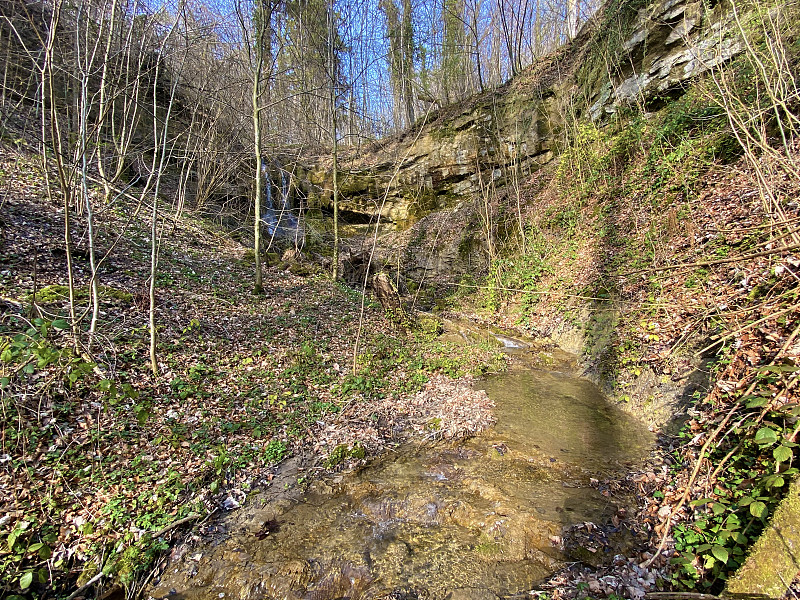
(0, 143), (504, 599)
(2, 121), (800, 600)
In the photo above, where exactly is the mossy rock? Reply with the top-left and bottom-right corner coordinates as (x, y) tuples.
(29, 284), (132, 304)
(323, 443), (366, 469)
(75, 560), (102, 587)
(338, 175), (373, 196)
(115, 544), (142, 584)
(264, 252), (281, 267)
(287, 262), (317, 277)
(726, 477), (800, 598)
(100, 286), (133, 303)
(414, 314), (444, 340)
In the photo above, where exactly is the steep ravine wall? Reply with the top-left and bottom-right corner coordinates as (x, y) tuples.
(296, 0), (800, 595)
(298, 0), (749, 436)
(300, 0), (743, 228)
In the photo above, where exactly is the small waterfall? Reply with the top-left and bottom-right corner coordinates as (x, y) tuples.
(261, 159), (304, 248)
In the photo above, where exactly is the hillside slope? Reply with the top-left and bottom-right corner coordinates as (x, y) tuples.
(0, 143), (503, 598)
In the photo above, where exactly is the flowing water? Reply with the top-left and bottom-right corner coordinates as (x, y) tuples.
(151, 362), (653, 600)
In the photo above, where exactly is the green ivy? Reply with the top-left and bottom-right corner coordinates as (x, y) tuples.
(670, 363), (799, 592)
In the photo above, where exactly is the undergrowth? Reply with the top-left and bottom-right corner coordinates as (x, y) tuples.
(670, 356), (800, 591)
(0, 167), (500, 598)
(471, 5), (800, 591)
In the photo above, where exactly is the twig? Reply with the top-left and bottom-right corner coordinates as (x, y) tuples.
(710, 324), (800, 481)
(644, 593), (723, 600)
(152, 512), (202, 538)
(0, 296), (23, 307)
(778, 571), (798, 599)
(705, 214), (800, 234)
(623, 242), (800, 276)
(197, 507), (219, 526)
(352, 105), (435, 373)
(131, 511), (215, 600)
(643, 400), (742, 568)
(66, 571), (103, 600)
(694, 302), (800, 356)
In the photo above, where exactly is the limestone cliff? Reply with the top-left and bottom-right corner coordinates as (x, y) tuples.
(301, 0), (743, 228)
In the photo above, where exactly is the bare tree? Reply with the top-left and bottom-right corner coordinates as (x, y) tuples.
(147, 4), (185, 375)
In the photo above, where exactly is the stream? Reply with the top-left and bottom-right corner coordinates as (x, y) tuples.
(150, 344), (653, 600)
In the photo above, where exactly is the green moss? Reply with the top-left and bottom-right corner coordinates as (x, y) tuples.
(264, 252), (281, 267)
(31, 284), (71, 303)
(685, 268), (710, 289)
(573, 0), (651, 99)
(349, 443), (366, 460)
(457, 233), (478, 259)
(726, 477), (800, 598)
(323, 443), (366, 469)
(288, 262), (317, 277)
(115, 544), (141, 584)
(29, 284), (132, 304)
(414, 314), (444, 341)
(100, 286), (133, 303)
(426, 417), (442, 431)
(430, 123), (458, 141)
(474, 538), (503, 557)
(401, 189), (449, 229)
(338, 174), (373, 196)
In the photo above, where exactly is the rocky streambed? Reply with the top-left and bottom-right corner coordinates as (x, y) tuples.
(149, 340), (653, 600)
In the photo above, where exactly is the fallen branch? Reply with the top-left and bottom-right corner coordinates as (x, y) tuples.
(0, 295), (23, 307)
(66, 572), (103, 600)
(694, 302), (800, 356)
(704, 214), (800, 234)
(623, 242), (800, 276)
(152, 511), (202, 538)
(64, 513), (203, 600)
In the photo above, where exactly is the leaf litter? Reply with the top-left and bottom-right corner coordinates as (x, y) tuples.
(0, 145), (503, 597)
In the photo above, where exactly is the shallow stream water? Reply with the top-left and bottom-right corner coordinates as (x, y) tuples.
(151, 360), (653, 600)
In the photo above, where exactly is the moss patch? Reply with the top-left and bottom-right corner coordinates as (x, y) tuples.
(323, 443), (366, 469)
(726, 477), (800, 598)
(30, 284), (71, 303)
(29, 284), (133, 304)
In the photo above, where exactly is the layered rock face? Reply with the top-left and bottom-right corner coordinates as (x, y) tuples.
(300, 0), (742, 228)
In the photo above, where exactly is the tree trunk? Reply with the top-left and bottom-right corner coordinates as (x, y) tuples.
(253, 86), (264, 293)
(567, 0), (579, 40)
(373, 272), (407, 330)
(148, 9), (183, 376)
(329, 0), (340, 280)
